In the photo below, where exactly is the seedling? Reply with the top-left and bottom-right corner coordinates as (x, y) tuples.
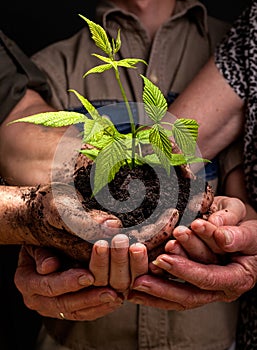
(11, 16), (208, 195)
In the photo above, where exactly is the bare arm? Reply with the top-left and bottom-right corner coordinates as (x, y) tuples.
(168, 57), (245, 160)
(0, 89), (66, 185)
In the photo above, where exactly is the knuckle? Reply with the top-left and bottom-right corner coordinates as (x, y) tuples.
(39, 277), (55, 297)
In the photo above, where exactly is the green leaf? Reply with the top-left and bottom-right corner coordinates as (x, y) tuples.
(91, 53), (113, 64)
(117, 58), (147, 69)
(69, 89), (101, 120)
(113, 29), (121, 54)
(83, 119), (107, 143)
(80, 148), (100, 161)
(8, 111), (86, 127)
(172, 119), (199, 156)
(79, 15), (112, 56)
(141, 75), (167, 123)
(83, 63), (113, 77)
(185, 156), (211, 164)
(93, 138), (129, 195)
(149, 124), (172, 174)
(136, 129), (151, 144)
(169, 153), (187, 166)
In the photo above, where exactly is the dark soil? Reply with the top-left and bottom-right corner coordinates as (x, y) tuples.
(74, 163), (210, 239)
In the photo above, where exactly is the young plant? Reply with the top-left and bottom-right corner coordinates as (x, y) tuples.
(11, 16), (208, 195)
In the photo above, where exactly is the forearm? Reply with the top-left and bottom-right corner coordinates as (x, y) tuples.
(0, 185), (40, 245)
(0, 89), (66, 185)
(168, 57), (245, 160)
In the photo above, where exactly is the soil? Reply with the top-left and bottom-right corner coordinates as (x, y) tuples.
(74, 161), (213, 258)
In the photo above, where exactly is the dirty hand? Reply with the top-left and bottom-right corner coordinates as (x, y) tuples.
(25, 182), (122, 261)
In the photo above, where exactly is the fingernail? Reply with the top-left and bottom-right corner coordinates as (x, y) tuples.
(99, 292), (116, 302)
(152, 257), (173, 270)
(222, 229), (233, 245)
(112, 234), (129, 249)
(133, 282), (151, 292)
(174, 226), (189, 242)
(78, 274), (94, 286)
(95, 240), (109, 255)
(212, 215), (223, 226)
(103, 219), (121, 228)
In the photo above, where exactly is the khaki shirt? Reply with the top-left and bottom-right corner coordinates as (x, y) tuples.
(32, 1), (236, 349)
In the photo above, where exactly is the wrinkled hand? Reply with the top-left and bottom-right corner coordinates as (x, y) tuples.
(14, 235), (148, 320)
(128, 196), (257, 310)
(14, 245), (123, 321)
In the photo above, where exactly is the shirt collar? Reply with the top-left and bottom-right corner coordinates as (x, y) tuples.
(96, 0), (208, 36)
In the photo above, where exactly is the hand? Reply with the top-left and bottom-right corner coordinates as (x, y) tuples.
(27, 182), (122, 262)
(163, 195), (247, 263)
(128, 197), (257, 310)
(90, 234), (148, 294)
(14, 245), (123, 321)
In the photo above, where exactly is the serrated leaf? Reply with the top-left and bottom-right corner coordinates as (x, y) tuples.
(9, 111), (86, 127)
(113, 29), (121, 54)
(149, 124), (172, 173)
(185, 156), (211, 164)
(93, 138), (129, 195)
(169, 153), (187, 166)
(117, 58), (147, 69)
(136, 129), (151, 144)
(83, 63), (113, 77)
(69, 89), (101, 120)
(79, 15), (112, 56)
(172, 119), (199, 156)
(80, 148), (100, 161)
(83, 119), (107, 143)
(141, 75), (167, 122)
(91, 53), (113, 64)
(143, 153), (161, 165)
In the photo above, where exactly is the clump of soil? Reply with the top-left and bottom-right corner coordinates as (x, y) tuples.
(74, 161), (213, 256)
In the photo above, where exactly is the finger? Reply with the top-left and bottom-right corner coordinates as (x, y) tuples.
(172, 225), (219, 262)
(151, 254), (256, 299)
(26, 287), (123, 321)
(129, 243), (148, 285)
(208, 196), (246, 226)
(188, 220), (224, 254)
(129, 208), (179, 250)
(89, 240), (109, 286)
(15, 247), (94, 297)
(165, 239), (188, 258)
(130, 275), (221, 309)
(25, 245), (61, 274)
(214, 220), (257, 255)
(110, 234), (130, 292)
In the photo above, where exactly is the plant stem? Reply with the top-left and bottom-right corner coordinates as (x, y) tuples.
(115, 68), (136, 166)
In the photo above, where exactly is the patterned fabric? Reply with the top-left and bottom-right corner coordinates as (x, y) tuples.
(215, 1), (257, 349)
(215, 0), (257, 212)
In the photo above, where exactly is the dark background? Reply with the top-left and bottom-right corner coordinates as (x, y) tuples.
(0, 0), (252, 56)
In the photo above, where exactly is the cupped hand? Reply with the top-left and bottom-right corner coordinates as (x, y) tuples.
(128, 197), (257, 310)
(14, 245), (123, 321)
(28, 182), (122, 262)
